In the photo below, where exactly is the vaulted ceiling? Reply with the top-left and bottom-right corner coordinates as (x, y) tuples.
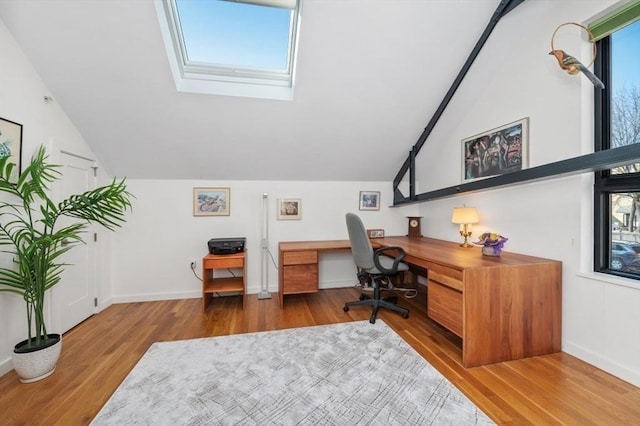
(0, 0), (499, 181)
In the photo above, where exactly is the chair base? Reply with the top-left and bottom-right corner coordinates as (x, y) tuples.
(343, 292), (409, 324)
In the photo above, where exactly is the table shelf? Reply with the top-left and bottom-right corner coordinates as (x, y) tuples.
(202, 252), (246, 311)
(203, 276), (244, 294)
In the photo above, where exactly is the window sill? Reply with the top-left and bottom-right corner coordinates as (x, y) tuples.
(577, 271), (640, 290)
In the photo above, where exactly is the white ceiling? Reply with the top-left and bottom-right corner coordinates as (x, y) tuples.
(0, 0), (499, 181)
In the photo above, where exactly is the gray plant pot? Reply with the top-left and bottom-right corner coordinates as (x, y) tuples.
(12, 334), (62, 383)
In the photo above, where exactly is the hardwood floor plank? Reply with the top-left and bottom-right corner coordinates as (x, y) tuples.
(0, 288), (638, 425)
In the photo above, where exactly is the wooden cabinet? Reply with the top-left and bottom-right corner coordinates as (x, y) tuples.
(278, 240), (353, 308)
(427, 280), (463, 338)
(202, 252), (246, 311)
(397, 237), (563, 368)
(282, 250), (318, 293)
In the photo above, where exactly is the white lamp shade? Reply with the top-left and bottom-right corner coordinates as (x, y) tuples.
(451, 207), (479, 224)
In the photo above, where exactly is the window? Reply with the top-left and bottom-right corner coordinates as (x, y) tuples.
(156, 0), (300, 100)
(594, 10), (640, 278)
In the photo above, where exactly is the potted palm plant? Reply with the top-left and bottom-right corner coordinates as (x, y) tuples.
(0, 145), (133, 383)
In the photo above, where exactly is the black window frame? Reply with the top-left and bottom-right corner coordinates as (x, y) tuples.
(594, 30), (640, 279)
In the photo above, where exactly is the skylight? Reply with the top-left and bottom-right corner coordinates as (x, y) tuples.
(155, 0), (300, 100)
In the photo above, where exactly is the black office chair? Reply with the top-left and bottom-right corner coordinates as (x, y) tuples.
(343, 212), (410, 324)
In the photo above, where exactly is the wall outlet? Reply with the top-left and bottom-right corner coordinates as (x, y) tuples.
(190, 260), (197, 270)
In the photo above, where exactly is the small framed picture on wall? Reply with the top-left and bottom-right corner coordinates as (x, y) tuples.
(277, 198), (301, 220)
(359, 191), (380, 211)
(193, 187), (230, 216)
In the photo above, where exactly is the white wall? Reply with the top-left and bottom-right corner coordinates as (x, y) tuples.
(413, 0), (640, 387)
(0, 18), (112, 376)
(110, 179), (418, 302)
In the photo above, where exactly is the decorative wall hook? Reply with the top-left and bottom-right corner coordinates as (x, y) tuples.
(548, 22), (605, 89)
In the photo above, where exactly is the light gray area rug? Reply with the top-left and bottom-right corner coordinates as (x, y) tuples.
(92, 320), (493, 425)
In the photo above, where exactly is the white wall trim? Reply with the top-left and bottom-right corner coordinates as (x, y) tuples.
(96, 297), (113, 313)
(110, 291), (201, 304)
(564, 341), (640, 387)
(109, 281), (357, 305)
(577, 271), (640, 291)
(318, 280), (356, 290)
(0, 356), (12, 377)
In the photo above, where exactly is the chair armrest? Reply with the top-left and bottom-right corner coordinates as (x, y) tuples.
(373, 246), (406, 274)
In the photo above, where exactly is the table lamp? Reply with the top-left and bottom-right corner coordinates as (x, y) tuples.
(451, 207), (479, 247)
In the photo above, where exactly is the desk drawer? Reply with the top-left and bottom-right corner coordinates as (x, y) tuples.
(428, 281), (463, 338)
(283, 251), (317, 266)
(283, 265), (318, 293)
(204, 257), (243, 269)
(428, 268), (463, 292)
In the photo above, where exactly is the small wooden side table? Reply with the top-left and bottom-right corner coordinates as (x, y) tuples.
(202, 252), (246, 311)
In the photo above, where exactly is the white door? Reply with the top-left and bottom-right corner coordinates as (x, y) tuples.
(51, 152), (96, 333)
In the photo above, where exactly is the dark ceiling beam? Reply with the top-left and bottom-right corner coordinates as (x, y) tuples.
(393, 0), (526, 203)
(392, 143), (640, 206)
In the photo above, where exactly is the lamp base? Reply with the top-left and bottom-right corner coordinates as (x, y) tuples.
(459, 231), (473, 248)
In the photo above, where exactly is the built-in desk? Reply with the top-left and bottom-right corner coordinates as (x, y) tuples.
(278, 237), (562, 367)
(278, 240), (353, 309)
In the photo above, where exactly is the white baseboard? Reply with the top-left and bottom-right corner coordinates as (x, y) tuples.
(0, 356), (12, 378)
(110, 282), (359, 305)
(563, 341), (640, 387)
(110, 290), (201, 304)
(96, 296), (113, 313)
(319, 280), (357, 290)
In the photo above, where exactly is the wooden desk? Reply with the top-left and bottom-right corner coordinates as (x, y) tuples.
(202, 252), (246, 311)
(278, 237), (562, 367)
(278, 240), (353, 309)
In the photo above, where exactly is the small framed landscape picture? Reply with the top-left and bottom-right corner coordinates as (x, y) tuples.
(193, 187), (230, 216)
(359, 191), (380, 211)
(0, 117), (23, 184)
(277, 198), (301, 220)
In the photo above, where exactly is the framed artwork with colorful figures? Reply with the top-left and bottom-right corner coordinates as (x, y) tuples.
(462, 118), (529, 182)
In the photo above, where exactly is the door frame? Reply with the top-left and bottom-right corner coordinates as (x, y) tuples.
(48, 146), (99, 334)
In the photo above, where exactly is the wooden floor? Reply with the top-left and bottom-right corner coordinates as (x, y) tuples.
(1, 286), (639, 425)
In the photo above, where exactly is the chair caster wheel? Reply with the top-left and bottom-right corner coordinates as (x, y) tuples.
(343, 305), (349, 312)
(369, 317), (376, 324)
(402, 312), (409, 319)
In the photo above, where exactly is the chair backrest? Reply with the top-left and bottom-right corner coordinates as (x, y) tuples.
(345, 212), (375, 270)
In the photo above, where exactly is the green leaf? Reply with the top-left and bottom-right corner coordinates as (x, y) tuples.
(0, 145), (134, 343)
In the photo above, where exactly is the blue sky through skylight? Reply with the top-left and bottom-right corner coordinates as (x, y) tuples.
(175, 0), (291, 70)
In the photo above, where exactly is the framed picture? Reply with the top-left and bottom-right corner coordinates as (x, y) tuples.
(193, 187), (230, 216)
(462, 117), (529, 182)
(277, 198), (301, 220)
(0, 117), (23, 184)
(359, 191), (380, 211)
(367, 229), (385, 238)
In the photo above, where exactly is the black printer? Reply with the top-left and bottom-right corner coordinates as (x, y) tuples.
(208, 237), (246, 255)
